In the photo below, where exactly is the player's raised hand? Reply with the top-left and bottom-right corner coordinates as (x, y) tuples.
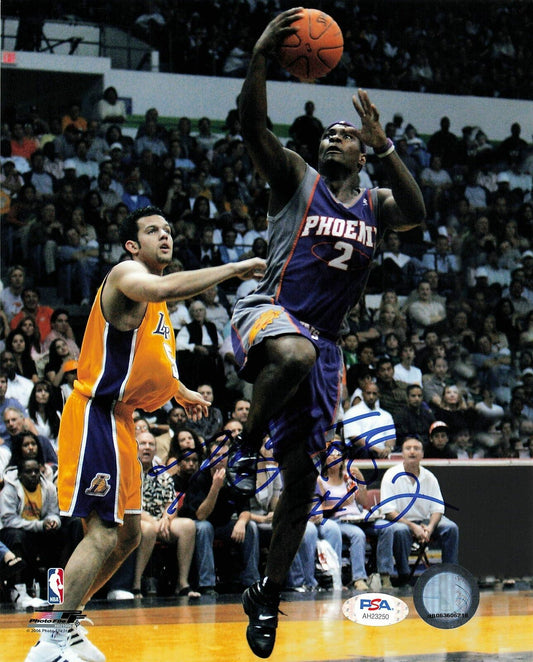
(254, 7), (304, 57)
(351, 88), (388, 151)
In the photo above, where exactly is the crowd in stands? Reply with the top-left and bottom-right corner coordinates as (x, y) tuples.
(1, 70), (533, 606)
(4, 0), (533, 99)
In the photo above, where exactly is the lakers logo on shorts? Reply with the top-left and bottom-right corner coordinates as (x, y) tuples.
(249, 310), (282, 343)
(85, 473), (112, 497)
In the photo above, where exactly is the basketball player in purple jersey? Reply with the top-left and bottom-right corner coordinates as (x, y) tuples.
(231, 8), (426, 658)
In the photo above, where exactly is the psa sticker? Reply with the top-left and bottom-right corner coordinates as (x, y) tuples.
(343, 592), (409, 627)
(413, 563), (479, 629)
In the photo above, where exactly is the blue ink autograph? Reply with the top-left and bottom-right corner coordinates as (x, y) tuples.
(148, 411), (457, 524)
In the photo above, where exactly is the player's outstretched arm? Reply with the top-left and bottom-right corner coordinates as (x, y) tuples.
(351, 89), (426, 230)
(112, 257), (266, 303)
(240, 7), (306, 196)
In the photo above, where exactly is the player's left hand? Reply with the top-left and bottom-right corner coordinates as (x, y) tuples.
(175, 383), (210, 420)
(351, 89), (388, 151)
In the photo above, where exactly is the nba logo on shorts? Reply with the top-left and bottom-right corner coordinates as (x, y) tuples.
(48, 568), (64, 604)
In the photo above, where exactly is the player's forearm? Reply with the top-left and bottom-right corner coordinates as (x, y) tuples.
(240, 51), (269, 139)
(382, 153), (426, 226)
(139, 263), (245, 302)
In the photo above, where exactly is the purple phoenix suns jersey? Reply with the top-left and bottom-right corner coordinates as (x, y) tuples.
(254, 165), (382, 337)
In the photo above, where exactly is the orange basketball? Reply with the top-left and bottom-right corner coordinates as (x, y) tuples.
(277, 8), (343, 81)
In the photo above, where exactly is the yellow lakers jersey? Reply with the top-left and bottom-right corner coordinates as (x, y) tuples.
(74, 283), (179, 411)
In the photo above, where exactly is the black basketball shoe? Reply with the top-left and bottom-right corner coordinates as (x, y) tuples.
(225, 433), (260, 497)
(242, 581), (281, 659)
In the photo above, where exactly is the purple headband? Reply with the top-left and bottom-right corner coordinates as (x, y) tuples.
(324, 121), (366, 152)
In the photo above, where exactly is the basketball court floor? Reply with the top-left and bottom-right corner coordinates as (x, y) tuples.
(3, 586), (532, 662)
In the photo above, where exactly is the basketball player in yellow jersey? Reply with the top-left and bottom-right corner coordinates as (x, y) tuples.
(25, 206), (266, 662)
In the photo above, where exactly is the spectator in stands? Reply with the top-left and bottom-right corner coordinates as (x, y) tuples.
(481, 312), (510, 352)
(180, 434), (260, 595)
(471, 333), (514, 404)
(1, 351), (34, 409)
(168, 139), (196, 173)
(506, 279), (532, 322)
(70, 138), (99, 183)
(0, 265), (25, 322)
(289, 101), (324, 168)
(195, 117), (217, 158)
(28, 381), (61, 449)
(16, 316), (44, 366)
(199, 286), (230, 337)
(229, 398), (251, 426)
(191, 226), (222, 268)
(94, 169), (122, 213)
(44, 338), (76, 389)
(427, 116), (459, 169)
(167, 428), (206, 474)
(354, 343), (377, 375)
(475, 386), (505, 432)
(135, 108), (167, 141)
(1, 158), (25, 201)
(10, 287), (53, 341)
(56, 226), (99, 306)
(121, 175), (152, 212)
(380, 332), (402, 365)
(422, 356), (451, 407)
(419, 155), (453, 222)
(381, 437), (459, 586)
(53, 123), (81, 161)
(424, 420), (458, 459)
(132, 431), (200, 598)
(177, 299), (225, 396)
(5, 330), (37, 382)
(497, 122), (528, 166)
(61, 100), (87, 134)
(135, 119), (168, 160)
(431, 384), (476, 438)
(10, 121), (39, 161)
(394, 384), (435, 446)
(341, 333), (359, 371)
(377, 230), (414, 294)
(2, 405), (56, 464)
(153, 405), (188, 461)
(0, 369), (27, 442)
(421, 234), (460, 295)
(317, 447), (394, 591)
(393, 342), (423, 386)
(375, 357), (407, 419)
(24, 150), (56, 201)
(407, 280), (447, 334)
(3, 429), (54, 482)
(447, 310), (477, 354)
(242, 208), (268, 251)
(4, 184), (40, 264)
(42, 308), (80, 357)
(343, 381), (396, 459)
(172, 448), (200, 498)
(96, 87), (127, 127)
(0, 457), (65, 599)
(219, 227), (244, 265)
